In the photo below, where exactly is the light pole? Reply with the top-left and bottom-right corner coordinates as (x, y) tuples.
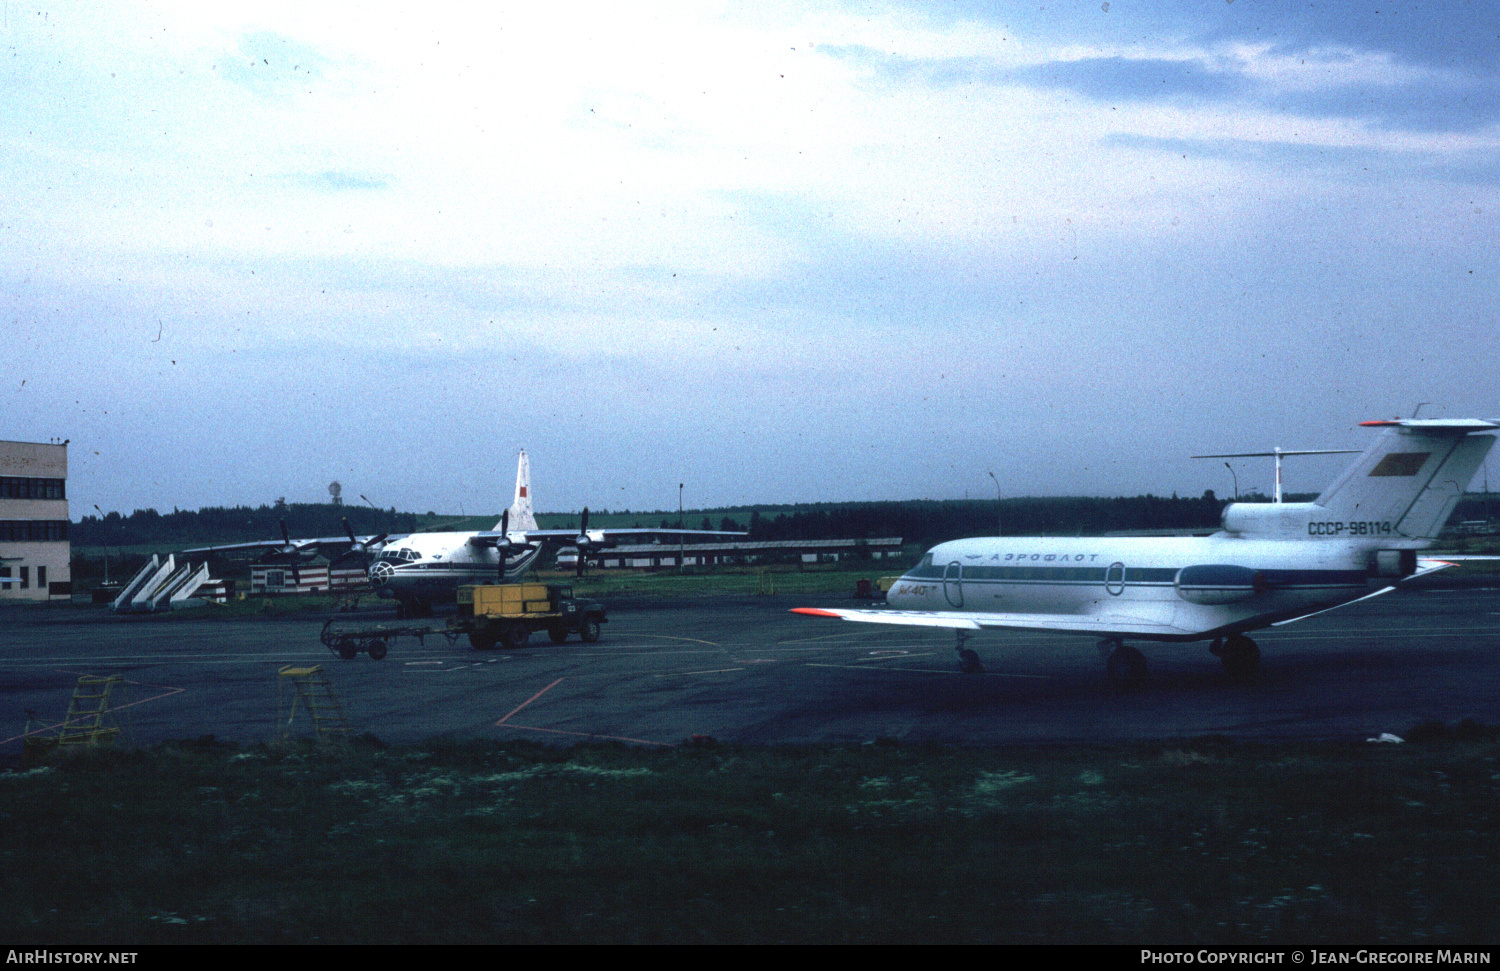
(1224, 462), (1239, 502)
(987, 471), (1002, 537)
(93, 504), (110, 586)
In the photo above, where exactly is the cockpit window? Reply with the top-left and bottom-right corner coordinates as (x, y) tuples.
(378, 548), (420, 562)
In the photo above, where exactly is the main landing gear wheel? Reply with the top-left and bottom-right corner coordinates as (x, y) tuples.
(336, 637), (358, 661)
(1104, 640), (1147, 688)
(1210, 634), (1260, 680)
(954, 630), (985, 674)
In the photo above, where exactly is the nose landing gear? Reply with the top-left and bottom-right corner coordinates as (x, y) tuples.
(954, 630), (985, 674)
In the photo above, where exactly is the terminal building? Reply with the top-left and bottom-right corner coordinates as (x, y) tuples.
(0, 439), (71, 601)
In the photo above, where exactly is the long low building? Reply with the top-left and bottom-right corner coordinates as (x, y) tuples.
(0, 439), (71, 601)
(591, 537), (905, 569)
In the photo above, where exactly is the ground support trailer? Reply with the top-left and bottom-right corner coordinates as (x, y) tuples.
(318, 619), (461, 660)
(456, 583), (606, 650)
(318, 583), (606, 658)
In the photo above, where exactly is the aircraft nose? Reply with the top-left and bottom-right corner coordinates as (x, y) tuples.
(369, 561), (395, 587)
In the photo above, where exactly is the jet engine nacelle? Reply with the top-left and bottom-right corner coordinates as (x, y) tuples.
(1370, 549), (1417, 579)
(1174, 564), (1266, 605)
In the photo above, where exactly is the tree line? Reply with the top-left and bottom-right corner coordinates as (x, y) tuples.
(73, 502), (424, 549)
(72, 490), (1500, 553)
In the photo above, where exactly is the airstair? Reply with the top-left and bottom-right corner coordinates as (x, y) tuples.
(111, 554), (216, 612)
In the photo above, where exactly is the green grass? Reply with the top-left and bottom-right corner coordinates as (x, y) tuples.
(558, 561), (901, 602)
(2, 731), (1497, 944)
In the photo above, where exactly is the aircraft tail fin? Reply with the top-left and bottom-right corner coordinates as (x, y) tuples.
(497, 449), (539, 532)
(1313, 420), (1496, 540)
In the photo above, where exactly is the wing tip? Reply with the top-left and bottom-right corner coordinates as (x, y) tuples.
(790, 608), (842, 618)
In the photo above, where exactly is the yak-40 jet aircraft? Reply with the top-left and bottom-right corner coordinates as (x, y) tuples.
(191, 450), (744, 617)
(795, 418), (1498, 685)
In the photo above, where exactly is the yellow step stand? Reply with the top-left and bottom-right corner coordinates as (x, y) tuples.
(56, 675), (124, 748)
(277, 665), (352, 744)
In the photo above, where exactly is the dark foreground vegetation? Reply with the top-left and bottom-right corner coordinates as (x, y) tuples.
(3, 728), (1497, 944)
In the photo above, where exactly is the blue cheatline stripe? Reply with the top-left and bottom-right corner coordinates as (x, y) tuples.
(901, 565), (1367, 586)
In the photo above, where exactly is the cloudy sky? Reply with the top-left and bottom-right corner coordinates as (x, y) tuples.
(5, 1), (1497, 516)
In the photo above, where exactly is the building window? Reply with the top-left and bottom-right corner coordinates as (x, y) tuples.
(0, 521), (69, 541)
(0, 477), (65, 499)
(19, 566), (28, 589)
(37, 566), (45, 588)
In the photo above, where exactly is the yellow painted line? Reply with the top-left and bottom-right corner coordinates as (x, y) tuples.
(654, 667), (745, 677)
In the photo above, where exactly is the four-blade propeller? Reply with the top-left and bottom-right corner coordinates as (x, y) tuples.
(338, 518), (388, 564)
(570, 507), (617, 577)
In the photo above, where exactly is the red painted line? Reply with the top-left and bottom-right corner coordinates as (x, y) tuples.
(496, 678), (563, 725)
(103, 686), (186, 715)
(0, 676), (187, 749)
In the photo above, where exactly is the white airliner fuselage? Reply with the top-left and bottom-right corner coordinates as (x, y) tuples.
(885, 533), (1383, 641)
(797, 418), (1498, 683)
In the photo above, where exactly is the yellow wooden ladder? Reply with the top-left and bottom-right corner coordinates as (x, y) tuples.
(277, 665), (352, 743)
(56, 675), (123, 747)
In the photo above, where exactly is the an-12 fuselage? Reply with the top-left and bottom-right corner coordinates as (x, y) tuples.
(367, 533), (542, 601)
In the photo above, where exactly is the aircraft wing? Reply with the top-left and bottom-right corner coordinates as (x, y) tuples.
(790, 607), (1193, 639)
(1415, 555), (1500, 569)
(513, 528), (747, 541)
(1267, 556), (1493, 628)
(181, 534), (398, 556)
